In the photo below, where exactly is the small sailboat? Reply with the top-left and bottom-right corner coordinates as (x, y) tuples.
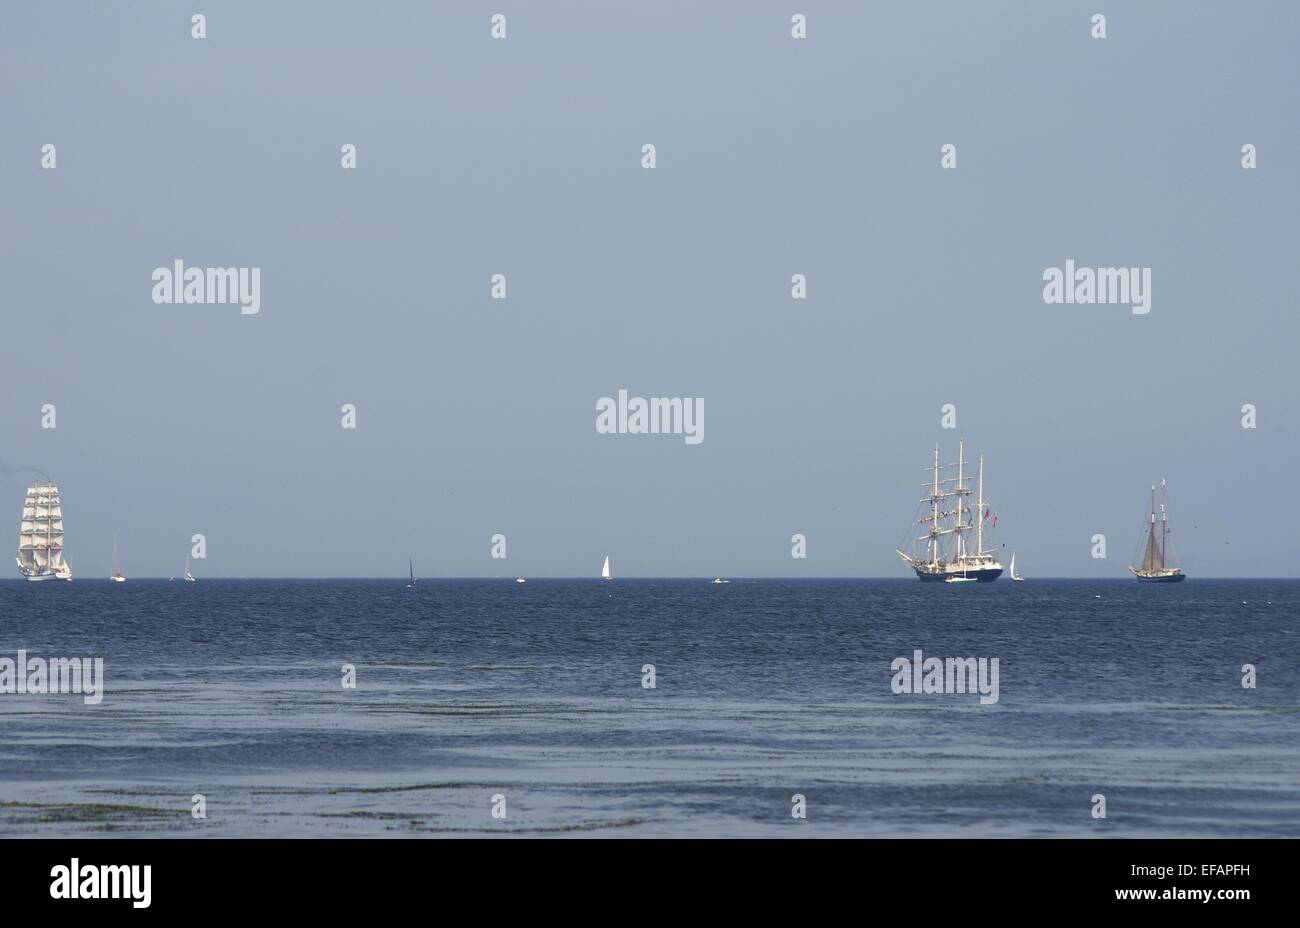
(183, 553), (197, 582)
(406, 557), (418, 588)
(1129, 479), (1186, 582)
(601, 555), (612, 580)
(945, 571), (977, 584)
(1009, 551), (1024, 582)
(515, 576), (526, 583)
(110, 533), (126, 582)
(711, 577), (730, 584)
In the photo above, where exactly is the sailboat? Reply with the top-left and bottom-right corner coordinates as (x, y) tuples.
(896, 441), (1004, 582)
(110, 533), (126, 582)
(1010, 551), (1024, 582)
(16, 481), (73, 581)
(1129, 479), (1186, 582)
(406, 557), (418, 588)
(601, 555), (612, 580)
(183, 553), (197, 582)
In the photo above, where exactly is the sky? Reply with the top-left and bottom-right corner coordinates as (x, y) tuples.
(3, 1), (1298, 578)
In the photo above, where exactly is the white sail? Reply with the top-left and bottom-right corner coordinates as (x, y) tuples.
(16, 482), (72, 580)
(601, 555), (611, 579)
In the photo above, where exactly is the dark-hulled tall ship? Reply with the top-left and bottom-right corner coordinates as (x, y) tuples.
(896, 441), (1004, 582)
(1129, 478), (1186, 582)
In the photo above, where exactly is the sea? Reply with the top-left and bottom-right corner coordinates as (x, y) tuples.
(1, 578), (1297, 837)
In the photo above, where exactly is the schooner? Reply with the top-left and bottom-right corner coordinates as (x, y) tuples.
(1129, 479), (1186, 582)
(16, 481), (74, 581)
(896, 441), (1004, 582)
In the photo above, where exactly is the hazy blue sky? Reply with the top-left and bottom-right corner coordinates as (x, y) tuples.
(4, 2), (1298, 577)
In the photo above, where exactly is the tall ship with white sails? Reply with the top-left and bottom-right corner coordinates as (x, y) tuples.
(896, 441), (1003, 582)
(16, 481), (74, 581)
(1129, 478), (1185, 582)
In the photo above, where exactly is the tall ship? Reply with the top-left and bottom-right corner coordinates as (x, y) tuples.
(896, 441), (1003, 582)
(17, 481), (73, 581)
(1129, 478), (1186, 582)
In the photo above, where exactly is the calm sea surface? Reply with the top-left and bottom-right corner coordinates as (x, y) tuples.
(1, 578), (1297, 837)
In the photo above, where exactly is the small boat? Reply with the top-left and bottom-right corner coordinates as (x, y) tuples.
(406, 557), (418, 588)
(601, 555), (612, 580)
(945, 574), (977, 584)
(110, 533), (126, 582)
(1009, 551), (1024, 582)
(515, 577), (526, 584)
(1129, 479), (1186, 582)
(183, 554), (197, 582)
(711, 578), (730, 584)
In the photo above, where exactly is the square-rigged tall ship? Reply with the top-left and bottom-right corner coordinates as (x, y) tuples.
(17, 481), (73, 581)
(1129, 478), (1186, 582)
(896, 441), (1003, 582)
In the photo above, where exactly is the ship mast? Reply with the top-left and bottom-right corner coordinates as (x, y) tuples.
(976, 454), (984, 558)
(47, 484), (55, 575)
(1159, 478), (1168, 570)
(956, 439), (967, 561)
(930, 444), (940, 566)
(1147, 484), (1157, 570)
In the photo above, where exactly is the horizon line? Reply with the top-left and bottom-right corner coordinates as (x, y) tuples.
(3, 576), (1295, 582)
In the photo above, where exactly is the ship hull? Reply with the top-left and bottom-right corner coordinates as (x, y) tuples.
(1135, 573), (1186, 583)
(915, 566), (1002, 583)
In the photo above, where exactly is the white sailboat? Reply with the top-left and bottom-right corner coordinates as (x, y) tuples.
(16, 481), (73, 581)
(515, 577), (526, 583)
(183, 553), (197, 582)
(1010, 551), (1024, 581)
(110, 533), (126, 582)
(406, 557), (418, 588)
(601, 555), (612, 580)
